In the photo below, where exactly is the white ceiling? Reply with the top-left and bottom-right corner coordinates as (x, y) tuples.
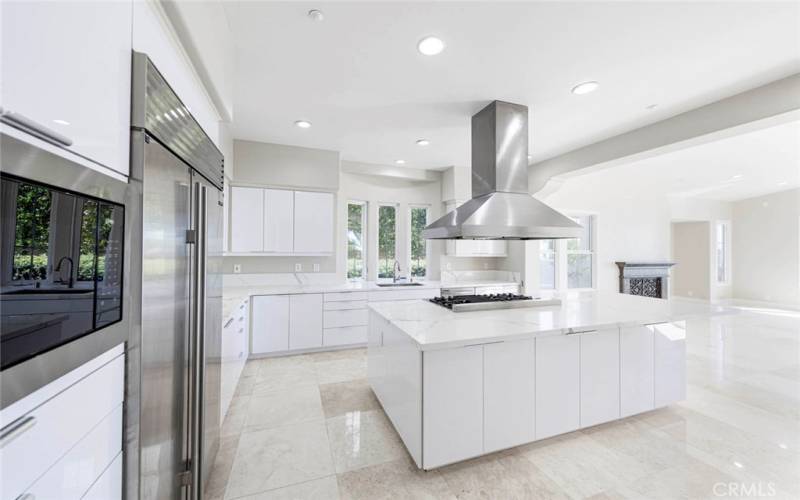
(555, 120), (800, 202)
(223, 1), (800, 170)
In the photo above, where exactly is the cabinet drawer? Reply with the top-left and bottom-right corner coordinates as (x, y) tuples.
(323, 326), (368, 346)
(323, 300), (367, 311)
(82, 451), (122, 500)
(23, 404), (122, 499)
(324, 291), (368, 302)
(323, 309), (369, 328)
(0, 354), (124, 500)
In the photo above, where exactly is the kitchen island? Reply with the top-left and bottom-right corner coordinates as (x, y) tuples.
(367, 291), (728, 470)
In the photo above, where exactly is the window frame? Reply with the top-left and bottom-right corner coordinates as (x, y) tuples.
(407, 204), (430, 281)
(376, 202), (399, 283)
(346, 200), (368, 282)
(715, 220), (731, 285)
(538, 214), (597, 291)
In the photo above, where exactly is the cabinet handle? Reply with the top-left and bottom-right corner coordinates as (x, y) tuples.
(0, 109), (73, 147)
(15, 494), (35, 500)
(0, 415), (37, 449)
(238, 316), (244, 322)
(224, 317), (234, 328)
(566, 328), (597, 335)
(238, 328), (244, 334)
(463, 340), (504, 348)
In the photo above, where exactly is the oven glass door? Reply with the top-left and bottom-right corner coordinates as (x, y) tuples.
(0, 174), (124, 370)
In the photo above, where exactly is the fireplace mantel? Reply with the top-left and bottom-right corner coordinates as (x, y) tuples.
(615, 261), (676, 299)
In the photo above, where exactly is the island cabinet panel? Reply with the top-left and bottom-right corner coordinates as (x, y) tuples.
(423, 346), (483, 469)
(289, 294), (323, 350)
(535, 334), (580, 440)
(251, 296), (290, 353)
(654, 321), (687, 408)
(379, 320), (422, 467)
(580, 329), (621, 428)
(620, 325), (655, 417)
(483, 339), (536, 453)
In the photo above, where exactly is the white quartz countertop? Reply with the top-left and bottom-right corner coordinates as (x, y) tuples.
(221, 280), (520, 319)
(368, 291), (732, 351)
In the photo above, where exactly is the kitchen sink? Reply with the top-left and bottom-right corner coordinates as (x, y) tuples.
(376, 282), (424, 287)
(2, 288), (92, 295)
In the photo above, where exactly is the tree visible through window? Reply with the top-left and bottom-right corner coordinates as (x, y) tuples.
(12, 182), (51, 281)
(567, 216), (593, 288)
(377, 204), (397, 279)
(347, 202), (366, 280)
(410, 207), (428, 278)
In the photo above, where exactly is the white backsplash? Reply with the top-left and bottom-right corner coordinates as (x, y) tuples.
(440, 269), (520, 284)
(223, 272), (341, 287)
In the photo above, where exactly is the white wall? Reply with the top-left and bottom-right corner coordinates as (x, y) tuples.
(234, 140), (339, 190)
(671, 222), (711, 299)
(542, 173), (673, 294)
(338, 169), (443, 282)
(732, 188), (800, 305)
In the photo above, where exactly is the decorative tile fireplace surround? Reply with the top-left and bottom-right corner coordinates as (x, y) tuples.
(615, 262), (676, 299)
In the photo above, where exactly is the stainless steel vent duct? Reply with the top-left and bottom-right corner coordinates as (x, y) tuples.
(423, 101), (582, 240)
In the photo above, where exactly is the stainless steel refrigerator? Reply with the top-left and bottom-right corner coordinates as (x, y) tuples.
(126, 52), (224, 500)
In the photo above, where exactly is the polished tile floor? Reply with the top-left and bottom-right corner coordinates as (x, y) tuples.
(208, 306), (800, 499)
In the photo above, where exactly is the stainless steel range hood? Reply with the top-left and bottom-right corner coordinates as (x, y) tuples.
(423, 101), (582, 240)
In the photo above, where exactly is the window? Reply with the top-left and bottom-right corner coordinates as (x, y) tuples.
(409, 206), (428, 279)
(12, 182), (51, 281)
(347, 201), (367, 280)
(539, 240), (556, 289)
(537, 215), (595, 290)
(567, 216), (593, 289)
(377, 204), (397, 279)
(715, 221), (730, 284)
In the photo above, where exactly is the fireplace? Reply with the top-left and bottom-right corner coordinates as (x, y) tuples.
(615, 262), (675, 299)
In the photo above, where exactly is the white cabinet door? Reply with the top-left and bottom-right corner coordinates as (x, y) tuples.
(620, 325), (655, 417)
(1, 1), (132, 176)
(535, 335), (580, 440)
(423, 346), (483, 468)
(484, 339), (535, 453)
(482, 240), (508, 256)
(289, 293), (323, 350)
(231, 187), (264, 252)
(251, 296), (289, 353)
(264, 189), (294, 253)
(580, 329), (620, 428)
(82, 451), (122, 500)
(293, 191), (333, 253)
(654, 321), (686, 408)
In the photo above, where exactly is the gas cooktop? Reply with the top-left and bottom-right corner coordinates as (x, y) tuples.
(429, 293), (561, 312)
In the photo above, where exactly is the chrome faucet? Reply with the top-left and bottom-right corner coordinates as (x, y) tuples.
(54, 256), (75, 288)
(393, 260), (402, 283)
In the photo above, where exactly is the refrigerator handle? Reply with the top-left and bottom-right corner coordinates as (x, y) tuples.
(189, 181), (208, 499)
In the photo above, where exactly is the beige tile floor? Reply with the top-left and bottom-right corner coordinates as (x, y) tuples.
(208, 306), (800, 499)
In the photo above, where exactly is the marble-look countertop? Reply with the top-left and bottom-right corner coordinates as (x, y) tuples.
(368, 291), (732, 351)
(221, 280), (520, 320)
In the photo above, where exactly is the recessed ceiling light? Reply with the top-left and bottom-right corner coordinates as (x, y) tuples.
(571, 81), (599, 95)
(417, 36), (445, 56)
(416, 139), (430, 146)
(53, 119), (70, 125)
(395, 159), (406, 165)
(294, 120), (312, 129)
(307, 9), (324, 21)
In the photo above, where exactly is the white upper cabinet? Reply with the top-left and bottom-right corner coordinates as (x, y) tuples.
(230, 187), (264, 252)
(294, 191), (334, 254)
(264, 189), (294, 253)
(229, 187), (333, 255)
(1, 0), (132, 176)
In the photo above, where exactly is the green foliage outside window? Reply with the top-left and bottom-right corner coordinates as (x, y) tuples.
(377, 205), (396, 279)
(410, 207), (427, 278)
(347, 203), (364, 279)
(12, 183), (51, 280)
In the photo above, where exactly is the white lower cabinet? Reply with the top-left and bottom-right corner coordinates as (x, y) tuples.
(483, 339), (535, 453)
(423, 346), (483, 468)
(654, 321), (687, 408)
(535, 334), (580, 440)
(221, 299), (249, 419)
(580, 329), (621, 428)
(290, 294), (323, 350)
(82, 451), (122, 500)
(620, 325), (655, 417)
(251, 295), (289, 354)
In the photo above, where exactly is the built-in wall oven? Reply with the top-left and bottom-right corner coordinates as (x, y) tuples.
(0, 132), (130, 409)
